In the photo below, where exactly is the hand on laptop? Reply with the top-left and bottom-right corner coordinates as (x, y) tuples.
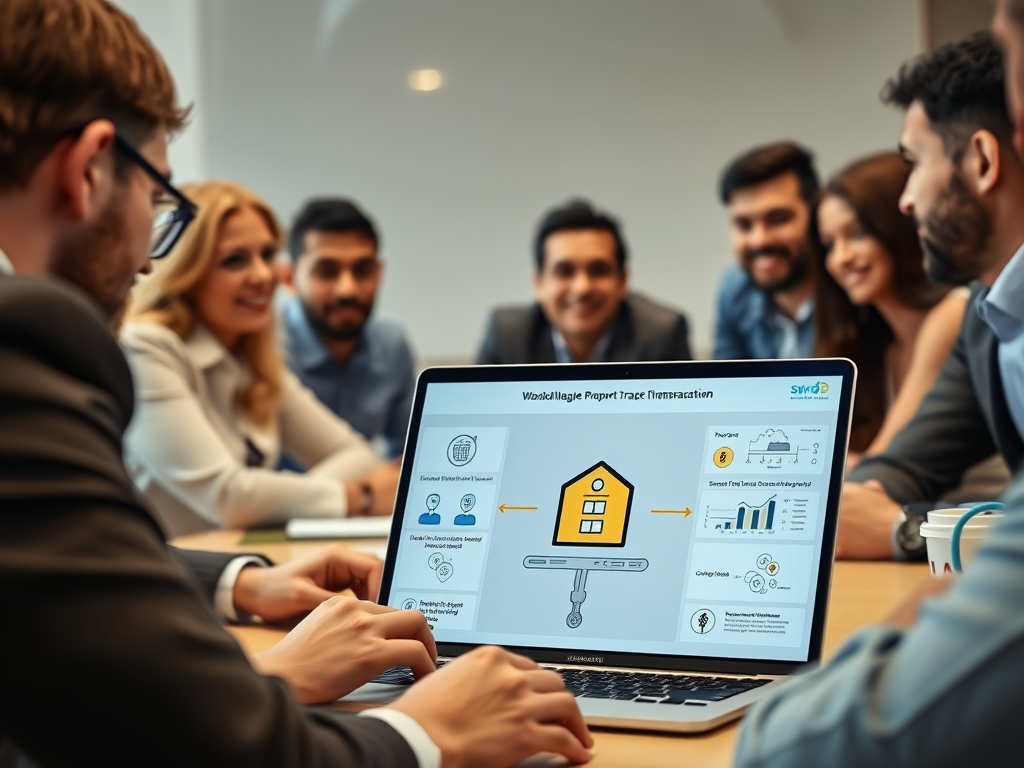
(233, 545), (384, 622)
(836, 480), (902, 560)
(390, 646), (594, 768)
(252, 597), (436, 703)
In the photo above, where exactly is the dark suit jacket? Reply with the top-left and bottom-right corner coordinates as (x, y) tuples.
(0, 276), (416, 767)
(476, 292), (692, 364)
(848, 282), (1024, 502)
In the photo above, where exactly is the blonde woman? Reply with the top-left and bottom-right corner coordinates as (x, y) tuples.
(123, 181), (399, 537)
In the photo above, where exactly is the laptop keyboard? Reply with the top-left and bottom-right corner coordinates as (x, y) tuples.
(370, 664), (770, 704)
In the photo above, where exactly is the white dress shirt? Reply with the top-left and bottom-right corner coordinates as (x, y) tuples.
(0, 246), (13, 275)
(122, 319), (381, 537)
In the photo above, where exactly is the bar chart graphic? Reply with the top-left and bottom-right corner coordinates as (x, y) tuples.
(696, 490), (820, 541)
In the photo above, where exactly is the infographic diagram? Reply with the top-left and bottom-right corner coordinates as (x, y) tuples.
(527, 461), (649, 629)
(705, 425), (829, 475)
(696, 490), (820, 541)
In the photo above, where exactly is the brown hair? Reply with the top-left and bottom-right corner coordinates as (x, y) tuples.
(813, 152), (949, 452)
(0, 0), (189, 191)
(129, 181), (284, 428)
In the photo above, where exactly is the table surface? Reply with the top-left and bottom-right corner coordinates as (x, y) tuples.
(173, 528), (930, 768)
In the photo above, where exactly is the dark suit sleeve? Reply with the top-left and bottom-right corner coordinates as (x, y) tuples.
(476, 310), (502, 364)
(168, 546), (272, 605)
(847, 325), (997, 502)
(669, 314), (692, 361)
(0, 277), (417, 768)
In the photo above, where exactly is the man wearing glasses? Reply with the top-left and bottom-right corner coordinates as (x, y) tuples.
(0, 2), (592, 767)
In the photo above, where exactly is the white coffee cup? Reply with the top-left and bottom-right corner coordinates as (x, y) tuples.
(921, 506), (1003, 577)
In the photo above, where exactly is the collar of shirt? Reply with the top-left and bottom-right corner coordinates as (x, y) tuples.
(284, 296), (374, 372)
(0, 245), (14, 275)
(765, 295), (814, 326)
(978, 240), (1024, 341)
(186, 320), (234, 371)
(551, 325), (614, 364)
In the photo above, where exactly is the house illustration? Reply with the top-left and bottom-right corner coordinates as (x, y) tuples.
(552, 461), (633, 547)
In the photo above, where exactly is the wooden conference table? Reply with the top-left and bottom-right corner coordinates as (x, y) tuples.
(173, 528), (930, 768)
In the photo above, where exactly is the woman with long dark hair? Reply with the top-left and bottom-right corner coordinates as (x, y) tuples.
(814, 152), (968, 459)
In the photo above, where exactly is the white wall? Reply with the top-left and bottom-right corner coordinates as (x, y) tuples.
(120, 0), (919, 361)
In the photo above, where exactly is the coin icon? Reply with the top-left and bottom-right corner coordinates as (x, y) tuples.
(713, 447), (734, 468)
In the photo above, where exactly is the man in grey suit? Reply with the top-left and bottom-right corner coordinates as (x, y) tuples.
(836, 30), (1024, 561)
(0, 2), (592, 766)
(477, 199), (692, 364)
(731, 12), (1024, 766)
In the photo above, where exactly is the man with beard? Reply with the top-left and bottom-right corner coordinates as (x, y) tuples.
(837, 30), (1024, 561)
(713, 142), (820, 360)
(280, 198), (414, 461)
(477, 199), (692, 364)
(0, 1), (594, 766)
(730, 16), (1024, 767)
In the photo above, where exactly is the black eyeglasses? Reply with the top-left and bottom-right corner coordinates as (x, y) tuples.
(112, 133), (197, 258)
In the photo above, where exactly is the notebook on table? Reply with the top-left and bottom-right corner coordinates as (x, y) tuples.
(345, 358), (855, 733)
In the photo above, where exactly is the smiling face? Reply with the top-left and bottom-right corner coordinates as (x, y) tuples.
(188, 206), (278, 349)
(726, 171), (814, 293)
(818, 194), (895, 307)
(533, 228), (627, 343)
(292, 230), (381, 342)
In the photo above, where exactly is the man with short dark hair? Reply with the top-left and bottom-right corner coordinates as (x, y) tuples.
(281, 198), (414, 460)
(731, 19), (1024, 766)
(0, 2), (592, 766)
(713, 142), (820, 360)
(477, 199), (691, 364)
(837, 30), (1024, 561)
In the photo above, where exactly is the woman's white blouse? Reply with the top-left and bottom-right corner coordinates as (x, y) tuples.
(122, 321), (380, 537)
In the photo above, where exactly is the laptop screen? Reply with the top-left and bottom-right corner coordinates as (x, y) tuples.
(382, 361), (853, 669)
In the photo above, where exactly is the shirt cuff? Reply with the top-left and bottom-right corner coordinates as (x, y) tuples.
(215, 556), (268, 623)
(359, 708), (441, 768)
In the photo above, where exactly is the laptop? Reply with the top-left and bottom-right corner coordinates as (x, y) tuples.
(345, 358), (856, 733)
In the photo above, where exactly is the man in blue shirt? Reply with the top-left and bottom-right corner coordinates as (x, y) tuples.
(713, 142), (820, 360)
(281, 199), (414, 460)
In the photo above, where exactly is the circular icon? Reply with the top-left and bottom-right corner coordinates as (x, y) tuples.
(566, 612), (583, 629)
(690, 609), (716, 634)
(460, 493), (476, 513)
(766, 561), (780, 576)
(426, 493), (441, 511)
(749, 574), (765, 592)
(757, 553), (772, 570)
(820, 382), (829, 394)
(713, 447), (734, 468)
(401, 598), (418, 611)
(744, 570), (758, 583)
(768, 579), (778, 589)
(436, 562), (453, 582)
(428, 552), (445, 569)
(447, 435), (477, 466)
(591, 478), (605, 492)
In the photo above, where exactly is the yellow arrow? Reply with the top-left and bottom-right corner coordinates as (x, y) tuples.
(499, 504), (539, 514)
(651, 508), (693, 516)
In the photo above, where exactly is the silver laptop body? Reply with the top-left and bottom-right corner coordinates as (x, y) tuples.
(347, 359), (855, 733)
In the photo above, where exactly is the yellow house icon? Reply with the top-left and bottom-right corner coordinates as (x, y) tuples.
(552, 462), (634, 547)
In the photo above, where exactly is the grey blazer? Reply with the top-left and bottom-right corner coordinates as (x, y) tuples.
(0, 275), (416, 768)
(848, 282), (1024, 501)
(476, 292), (692, 365)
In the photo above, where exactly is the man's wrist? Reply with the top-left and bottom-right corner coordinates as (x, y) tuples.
(893, 503), (930, 562)
(218, 556), (269, 622)
(361, 709), (441, 768)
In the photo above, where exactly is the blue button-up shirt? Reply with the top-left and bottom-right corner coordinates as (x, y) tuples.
(712, 265), (816, 360)
(282, 297), (415, 459)
(977, 240), (1024, 442)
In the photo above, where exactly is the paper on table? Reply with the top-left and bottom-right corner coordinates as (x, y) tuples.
(285, 516), (393, 540)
